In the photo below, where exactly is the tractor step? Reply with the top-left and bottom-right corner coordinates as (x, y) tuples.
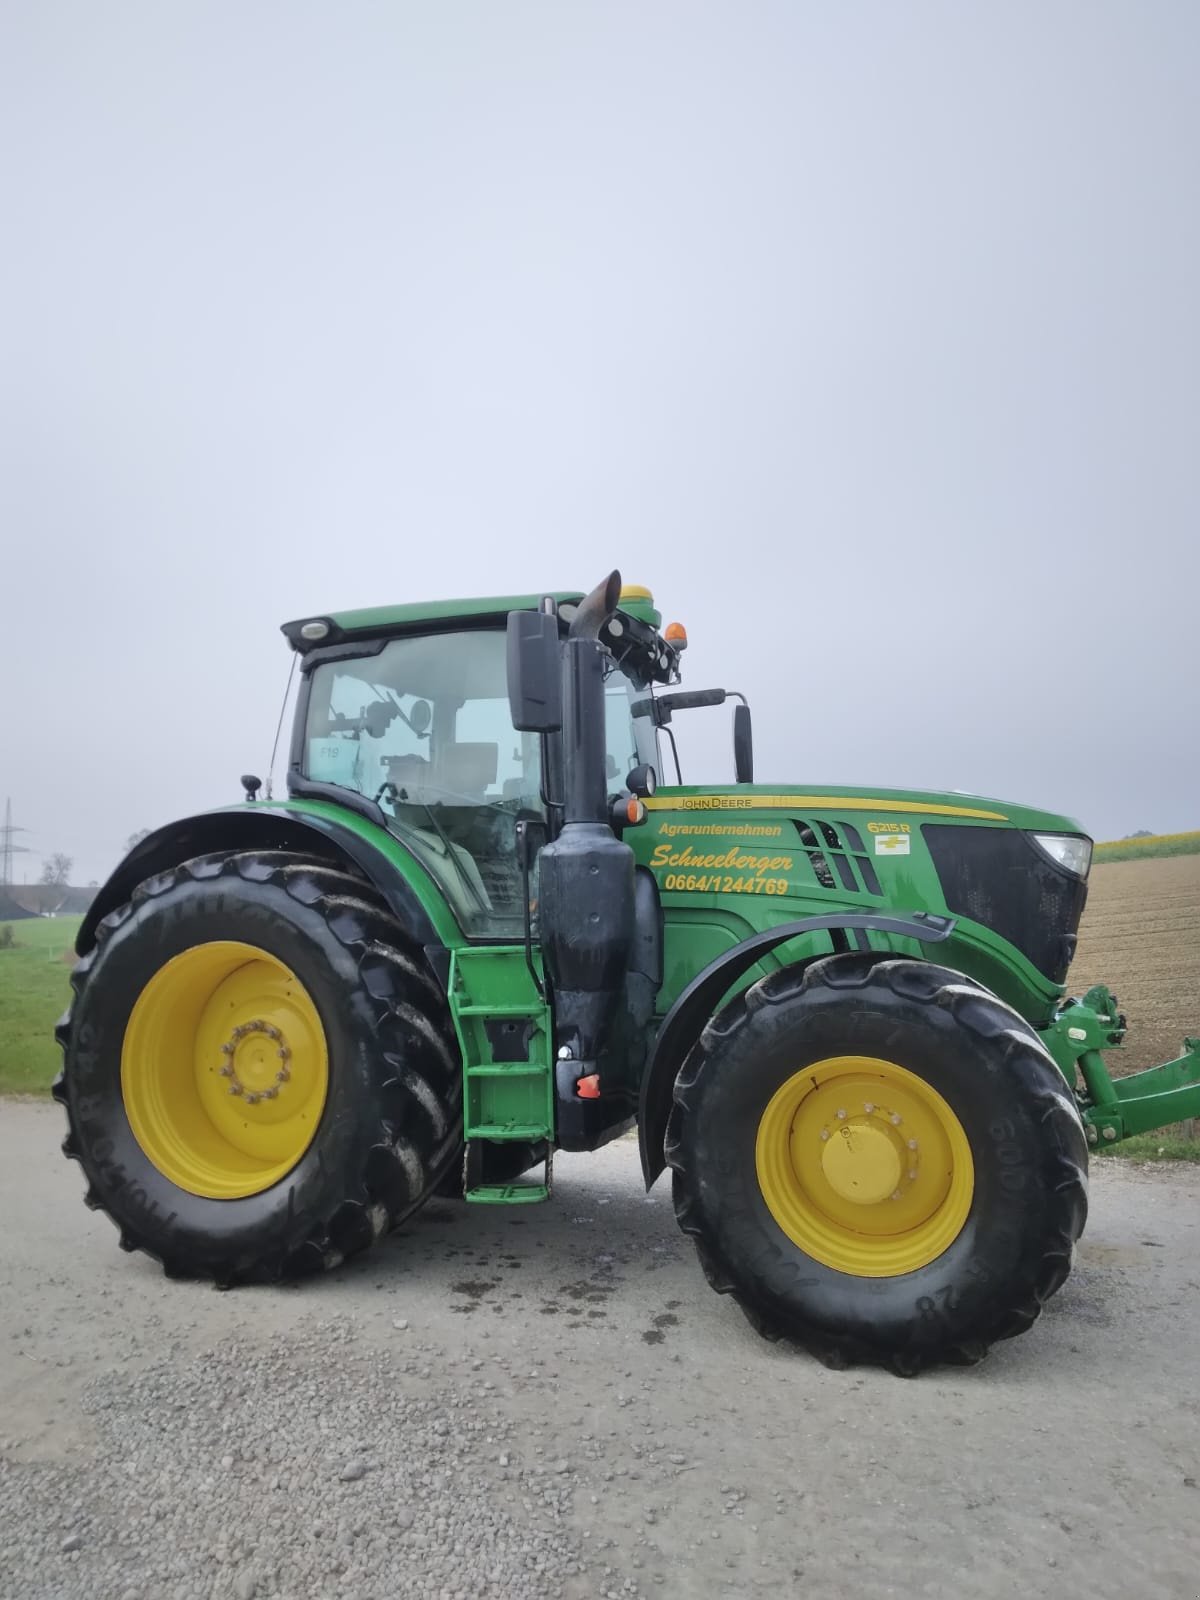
(448, 946), (556, 1206)
(465, 1182), (550, 1205)
(462, 1140), (553, 1206)
(468, 1122), (550, 1141)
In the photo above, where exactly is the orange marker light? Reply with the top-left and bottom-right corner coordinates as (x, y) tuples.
(664, 621), (687, 649)
(626, 798), (646, 825)
(576, 1074), (602, 1099)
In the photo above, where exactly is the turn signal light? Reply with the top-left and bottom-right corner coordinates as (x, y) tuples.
(664, 621), (687, 648)
(626, 798), (646, 825)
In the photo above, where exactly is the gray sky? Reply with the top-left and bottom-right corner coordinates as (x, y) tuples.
(3, 2), (1197, 886)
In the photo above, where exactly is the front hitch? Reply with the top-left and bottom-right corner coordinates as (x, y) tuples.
(1044, 986), (1200, 1145)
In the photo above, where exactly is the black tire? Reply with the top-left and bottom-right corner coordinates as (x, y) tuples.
(54, 851), (463, 1283)
(666, 953), (1088, 1373)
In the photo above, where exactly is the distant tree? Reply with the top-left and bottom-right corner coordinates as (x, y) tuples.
(0, 925), (14, 949)
(126, 828), (152, 852)
(1125, 829), (1154, 839)
(40, 852), (73, 887)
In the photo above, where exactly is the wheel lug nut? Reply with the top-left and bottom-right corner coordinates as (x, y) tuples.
(890, 1113), (902, 1126)
(218, 1064), (233, 1078)
(908, 1169), (917, 1181)
(819, 1129), (830, 1141)
(229, 1084), (243, 1097)
(890, 1190), (902, 1201)
(907, 1138), (918, 1150)
(863, 1102), (875, 1114)
(836, 1109), (847, 1121)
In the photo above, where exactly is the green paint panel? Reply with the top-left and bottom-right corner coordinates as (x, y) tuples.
(632, 790), (1070, 1023)
(324, 591), (583, 636)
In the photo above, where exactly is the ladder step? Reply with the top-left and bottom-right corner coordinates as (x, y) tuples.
(466, 1123), (550, 1141)
(464, 1063), (550, 1078)
(454, 1004), (545, 1018)
(464, 1182), (550, 1205)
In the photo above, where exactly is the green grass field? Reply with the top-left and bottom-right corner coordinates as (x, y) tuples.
(1094, 830), (1200, 863)
(0, 916), (82, 1095)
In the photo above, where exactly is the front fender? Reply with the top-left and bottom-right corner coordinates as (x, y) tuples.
(78, 803), (459, 970)
(638, 912), (956, 1188)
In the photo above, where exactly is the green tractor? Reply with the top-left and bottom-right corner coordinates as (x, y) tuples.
(55, 573), (1200, 1372)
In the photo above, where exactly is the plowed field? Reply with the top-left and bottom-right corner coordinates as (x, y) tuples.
(1068, 853), (1200, 1076)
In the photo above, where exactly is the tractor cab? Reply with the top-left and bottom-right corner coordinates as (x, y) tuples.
(281, 585), (692, 936)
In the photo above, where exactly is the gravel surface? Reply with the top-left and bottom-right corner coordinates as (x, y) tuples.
(2, 1102), (1199, 1599)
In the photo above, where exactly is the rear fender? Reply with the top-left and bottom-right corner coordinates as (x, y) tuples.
(78, 805), (453, 984)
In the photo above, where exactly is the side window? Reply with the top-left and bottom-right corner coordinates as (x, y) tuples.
(308, 678), (432, 800)
(454, 699), (542, 807)
(301, 628), (541, 936)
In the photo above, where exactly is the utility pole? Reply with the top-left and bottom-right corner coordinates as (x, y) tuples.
(1, 798), (32, 888)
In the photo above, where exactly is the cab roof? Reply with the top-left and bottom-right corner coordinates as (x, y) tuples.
(281, 585), (664, 652)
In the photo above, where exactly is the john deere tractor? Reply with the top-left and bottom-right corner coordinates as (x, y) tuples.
(55, 573), (1200, 1371)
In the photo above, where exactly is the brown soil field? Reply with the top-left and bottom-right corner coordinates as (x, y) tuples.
(1068, 853), (1200, 1077)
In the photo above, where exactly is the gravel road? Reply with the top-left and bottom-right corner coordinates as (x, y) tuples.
(2, 1101), (1198, 1600)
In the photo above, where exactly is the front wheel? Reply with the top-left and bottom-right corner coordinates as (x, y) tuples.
(666, 954), (1088, 1372)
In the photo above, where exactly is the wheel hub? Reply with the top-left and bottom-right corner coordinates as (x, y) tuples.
(219, 1019), (293, 1105)
(818, 1119), (903, 1206)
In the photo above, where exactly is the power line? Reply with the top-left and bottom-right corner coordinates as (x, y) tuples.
(1, 797), (32, 887)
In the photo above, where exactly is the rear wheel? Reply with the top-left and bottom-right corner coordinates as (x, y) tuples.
(55, 852), (462, 1282)
(666, 954), (1088, 1372)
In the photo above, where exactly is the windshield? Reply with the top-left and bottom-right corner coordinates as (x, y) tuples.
(302, 629), (542, 934)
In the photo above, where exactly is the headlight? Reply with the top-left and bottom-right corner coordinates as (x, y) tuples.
(1031, 833), (1093, 878)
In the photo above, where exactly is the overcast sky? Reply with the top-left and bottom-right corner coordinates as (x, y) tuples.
(3, 2), (1197, 886)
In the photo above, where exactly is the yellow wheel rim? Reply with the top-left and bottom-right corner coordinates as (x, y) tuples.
(121, 941), (329, 1200)
(755, 1055), (974, 1278)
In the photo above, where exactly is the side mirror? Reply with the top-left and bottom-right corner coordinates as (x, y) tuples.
(626, 763), (657, 799)
(733, 703), (754, 784)
(507, 609), (562, 732)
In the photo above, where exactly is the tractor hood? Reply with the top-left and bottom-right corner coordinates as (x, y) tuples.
(641, 783), (1086, 838)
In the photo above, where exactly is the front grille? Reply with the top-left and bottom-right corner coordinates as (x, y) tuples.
(792, 820), (883, 897)
(923, 825), (1088, 983)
